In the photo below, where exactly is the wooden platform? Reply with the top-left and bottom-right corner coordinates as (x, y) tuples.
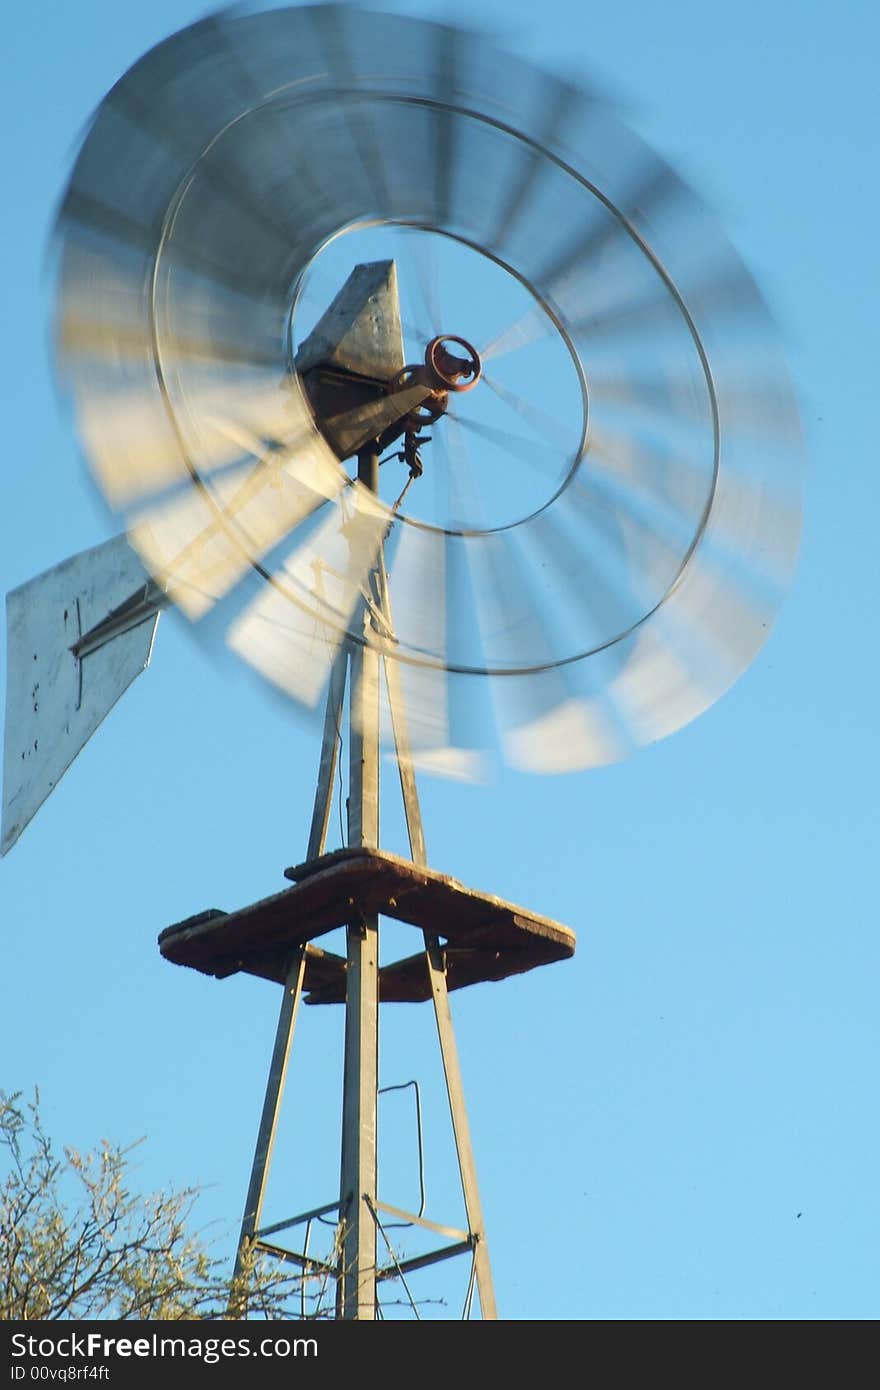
(158, 847), (575, 1004)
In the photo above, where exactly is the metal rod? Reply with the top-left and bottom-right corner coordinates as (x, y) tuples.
(338, 443), (382, 1319)
(306, 642), (348, 860)
(378, 572), (498, 1319)
(230, 947), (307, 1311)
(256, 1200), (340, 1239)
(376, 1239), (476, 1282)
(251, 1239), (337, 1278)
(373, 1200), (467, 1243)
(377, 570), (427, 867)
(378, 1079), (426, 1220)
(366, 1198), (421, 1319)
(70, 579), (167, 660)
(422, 931), (497, 1318)
(462, 1251), (478, 1320)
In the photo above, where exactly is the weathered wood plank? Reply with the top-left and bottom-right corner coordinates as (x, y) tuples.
(158, 847), (575, 1002)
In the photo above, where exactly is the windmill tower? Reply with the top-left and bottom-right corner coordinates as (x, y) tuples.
(3, 3), (802, 1320)
(154, 260), (576, 1318)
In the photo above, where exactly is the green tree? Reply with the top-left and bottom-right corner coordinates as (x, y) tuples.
(0, 1090), (312, 1320)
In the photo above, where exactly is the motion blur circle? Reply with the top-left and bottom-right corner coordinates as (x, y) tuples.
(53, 3), (803, 774)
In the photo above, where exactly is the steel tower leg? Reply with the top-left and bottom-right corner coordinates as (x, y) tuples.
(232, 443), (495, 1320)
(379, 576), (497, 1319)
(338, 444), (381, 1319)
(230, 948), (307, 1308)
(230, 642), (348, 1312)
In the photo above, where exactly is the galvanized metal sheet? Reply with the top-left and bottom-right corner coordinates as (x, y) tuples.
(2, 535), (160, 854)
(294, 260), (405, 381)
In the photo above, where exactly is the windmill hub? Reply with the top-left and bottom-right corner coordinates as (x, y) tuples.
(392, 333), (482, 439)
(425, 335), (482, 393)
(292, 261), (483, 495)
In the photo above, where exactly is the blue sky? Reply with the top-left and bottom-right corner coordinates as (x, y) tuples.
(2, 0), (878, 1320)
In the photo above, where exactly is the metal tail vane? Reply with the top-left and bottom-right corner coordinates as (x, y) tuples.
(2, 538), (159, 854)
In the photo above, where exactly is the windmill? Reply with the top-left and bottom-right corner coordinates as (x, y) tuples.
(2, 3), (802, 1319)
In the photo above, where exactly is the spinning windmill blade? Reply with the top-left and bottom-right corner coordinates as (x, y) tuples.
(6, 1), (803, 851)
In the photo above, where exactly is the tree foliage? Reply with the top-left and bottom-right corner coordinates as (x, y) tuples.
(0, 1090), (308, 1321)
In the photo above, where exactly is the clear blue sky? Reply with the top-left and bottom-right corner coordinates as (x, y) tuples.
(2, 0), (878, 1320)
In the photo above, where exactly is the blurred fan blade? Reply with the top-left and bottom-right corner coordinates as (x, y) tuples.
(461, 529), (625, 768)
(407, 231), (444, 339)
(58, 189), (156, 262)
(227, 483), (388, 708)
(500, 670), (626, 771)
(308, 3), (392, 212)
(624, 549), (779, 726)
(585, 424), (710, 535)
(606, 626), (715, 746)
(105, 81), (300, 254)
(570, 261), (762, 345)
(559, 464), (681, 609)
(59, 190), (281, 304)
(71, 372), (311, 508)
(184, 13), (328, 212)
(663, 548), (779, 681)
(586, 362), (802, 447)
(585, 363), (709, 426)
(442, 408), (495, 533)
(59, 307), (277, 370)
(574, 448), (788, 691)
(390, 526), (492, 779)
(707, 469), (801, 587)
(450, 410), (565, 480)
(58, 242), (283, 370)
(382, 521), (451, 756)
(56, 10), (306, 283)
(524, 507), (637, 652)
(588, 419), (800, 585)
(481, 372), (574, 451)
(479, 304), (552, 364)
(48, 4), (803, 771)
(539, 161), (682, 291)
(489, 80), (581, 250)
(128, 434), (345, 619)
(433, 23), (463, 228)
